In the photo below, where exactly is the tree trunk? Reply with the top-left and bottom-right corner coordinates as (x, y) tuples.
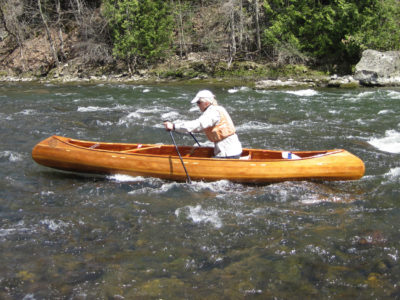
(38, 0), (59, 66)
(229, 3), (237, 67)
(75, 0), (82, 13)
(70, 0), (85, 38)
(176, 0), (186, 58)
(238, 0), (243, 51)
(0, 0), (26, 70)
(230, 8), (236, 56)
(56, 0), (65, 61)
(253, 0), (261, 52)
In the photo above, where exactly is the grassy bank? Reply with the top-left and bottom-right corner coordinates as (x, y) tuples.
(0, 59), (332, 88)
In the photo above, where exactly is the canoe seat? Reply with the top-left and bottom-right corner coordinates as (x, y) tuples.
(89, 143), (100, 149)
(240, 151), (251, 160)
(184, 146), (199, 157)
(122, 145), (163, 153)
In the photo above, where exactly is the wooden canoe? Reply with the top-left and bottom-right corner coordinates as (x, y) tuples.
(32, 135), (365, 183)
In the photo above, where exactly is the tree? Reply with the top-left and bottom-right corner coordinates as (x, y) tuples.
(170, 0), (195, 59)
(262, 0), (400, 68)
(103, 0), (173, 73)
(0, 0), (29, 70)
(38, 0), (60, 66)
(70, 0), (112, 65)
(347, 0), (400, 52)
(253, 0), (261, 52)
(262, 0), (306, 64)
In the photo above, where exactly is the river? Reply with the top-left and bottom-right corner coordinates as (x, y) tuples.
(1, 82), (399, 299)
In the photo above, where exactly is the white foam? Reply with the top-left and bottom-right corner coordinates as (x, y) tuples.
(0, 151), (23, 162)
(286, 89), (318, 97)
(227, 87), (249, 93)
(77, 104), (130, 112)
(41, 191), (55, 196)
(114, 83), (144, 90)
(125, 178), (245, 196)
(387, 90), (400, 99)
(356, 118), (367, 125)
(237, 121), (273, 132)
(357, 91), (375, 98)
(385, 167), (400, 178)
(55, 92), (77, 97)
(117, 112), (141, 126)
(190, 180), (239, 193)
(117, 106), (172, 125)
(107, 174), (146, 182)
(22, 293), (36, 300)
(175, 205), (222, 229)
(0, 221), (31, 239)
(378, 109), (393, 115)
(368, 130), (400, 153)
(40, 219), (70, 232)
(135, 108), (161, 114)
(96, 120), (113, 126)
(300, 195), (345, 205)
(77, 106), (110, 112)
(18, 109), (36, 115)
(125, 111), (141, 119)
(305, 244), (330, 257)
(161, 111), (180, 121)
(0, 228), (19, 238)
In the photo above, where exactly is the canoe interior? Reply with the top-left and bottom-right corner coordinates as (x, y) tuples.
(67, 137), (333, 161)
(32, 136), (365, 182)
(67, 139), (152, 152)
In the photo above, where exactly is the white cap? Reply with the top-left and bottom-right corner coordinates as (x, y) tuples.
(191, 90), (215, 104)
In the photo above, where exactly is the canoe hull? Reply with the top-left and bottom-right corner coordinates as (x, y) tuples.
(32, 136), (365, 183)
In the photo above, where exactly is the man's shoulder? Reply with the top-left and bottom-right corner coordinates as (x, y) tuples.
(204, 105), (218, 113)
(201, 105), (221, 122)
(208, 105), (226, 112)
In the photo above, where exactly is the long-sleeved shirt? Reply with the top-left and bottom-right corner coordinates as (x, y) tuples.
(174, 105), (242, 157)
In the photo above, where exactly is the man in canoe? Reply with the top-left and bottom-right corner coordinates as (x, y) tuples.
(164, 90), (242, 158)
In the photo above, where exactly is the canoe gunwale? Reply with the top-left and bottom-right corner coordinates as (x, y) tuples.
(53, 135), (345, 163)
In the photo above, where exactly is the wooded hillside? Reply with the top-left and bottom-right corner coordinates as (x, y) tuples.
(1, 0), (399, 78)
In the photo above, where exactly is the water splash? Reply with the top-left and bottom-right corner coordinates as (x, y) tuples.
(384, 167), (400, 180)
(387, 90), (400, 99)
(77, 104), (130, 112)
(0, 151), (24, 162)
(286, 89), (318, 97)
(227, 87), (250, 93)
(107, 174), (146, 182)
(175, 205), (223, 229)
(368, 130), (400, 153)
(18, 109), (37, 115)
(40, 219), (71, 232)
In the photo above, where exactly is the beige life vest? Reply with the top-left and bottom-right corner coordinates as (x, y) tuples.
(204, 106), (236, 142)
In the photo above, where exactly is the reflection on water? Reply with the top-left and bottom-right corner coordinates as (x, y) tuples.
(0, 83), (400, 298)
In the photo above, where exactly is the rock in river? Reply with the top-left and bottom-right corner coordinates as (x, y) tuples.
(354, 50), (400, 86)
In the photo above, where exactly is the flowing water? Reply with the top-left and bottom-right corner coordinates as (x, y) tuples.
(0, 82), (399, 299)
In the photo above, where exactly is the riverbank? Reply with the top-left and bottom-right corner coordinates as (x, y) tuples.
(1, 29), (398, 89)
(1, 51), (399, 89)
(0, 63), (348, 89)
